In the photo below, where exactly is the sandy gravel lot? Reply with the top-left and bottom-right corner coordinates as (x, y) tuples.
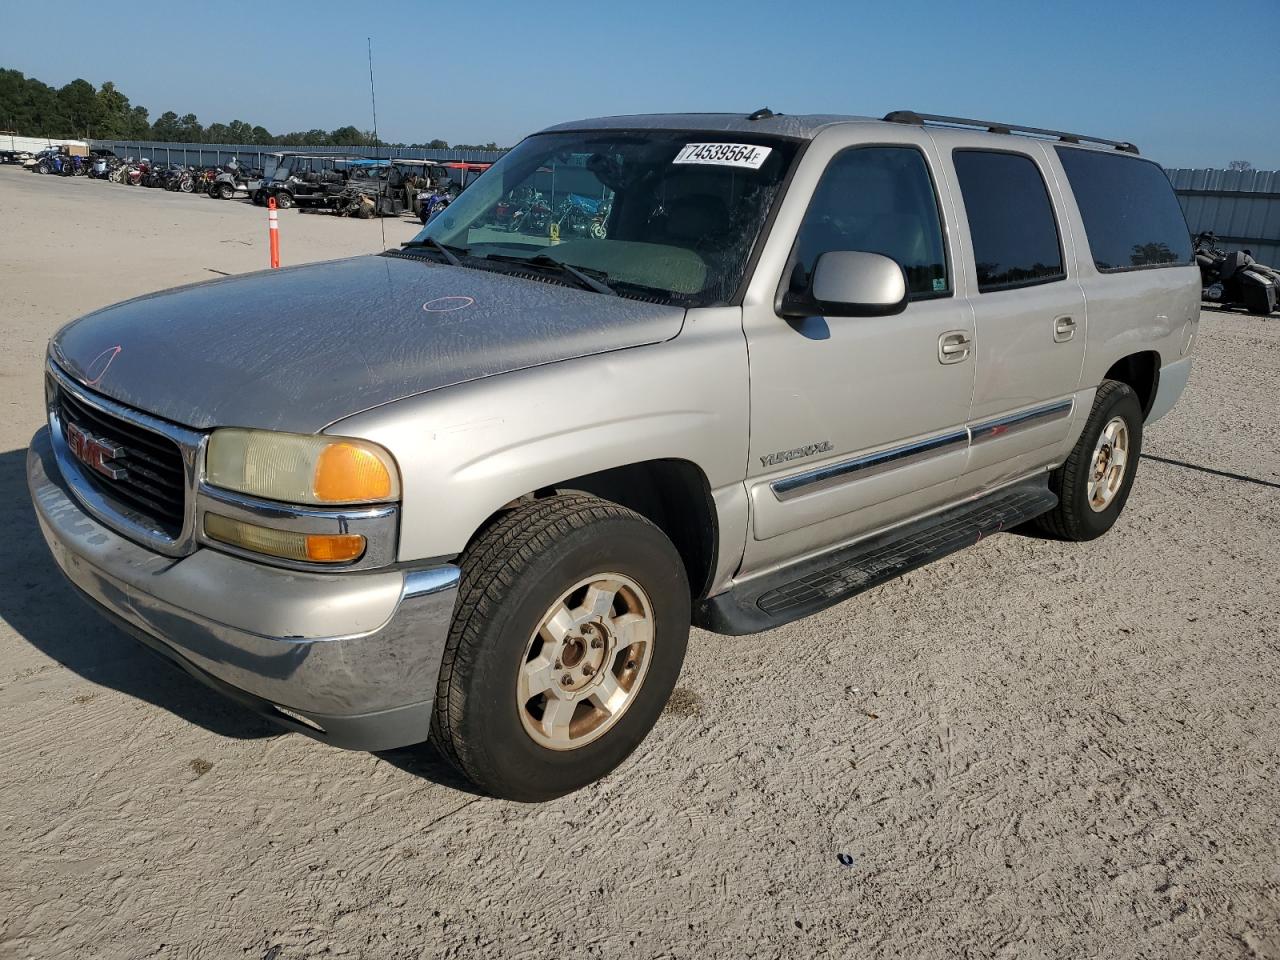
(0, 165), (1277, 960)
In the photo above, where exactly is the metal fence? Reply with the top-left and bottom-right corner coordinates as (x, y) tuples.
(85, 139), (507, 170)
(1167, 167), (1280, 265)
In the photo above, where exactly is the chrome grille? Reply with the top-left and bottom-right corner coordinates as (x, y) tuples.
(56, 387), (186, 536)
(46, 360), (203, 556)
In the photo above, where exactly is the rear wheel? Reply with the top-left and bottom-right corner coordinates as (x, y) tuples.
(431, 494), (691, 801)
(1033, 380), (1143, 541)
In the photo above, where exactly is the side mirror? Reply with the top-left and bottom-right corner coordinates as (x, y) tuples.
(782, 251), (909, 318)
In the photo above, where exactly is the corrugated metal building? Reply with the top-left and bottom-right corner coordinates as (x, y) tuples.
(1166, 167), (1280, 265)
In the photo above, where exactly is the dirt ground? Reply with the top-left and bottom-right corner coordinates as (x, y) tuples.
(0, 165), (1277, 960)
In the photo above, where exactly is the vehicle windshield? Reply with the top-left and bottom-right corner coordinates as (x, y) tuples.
(408, 130), (799, 305)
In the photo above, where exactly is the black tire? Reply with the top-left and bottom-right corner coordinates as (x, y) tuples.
(274, 191), (294, 209)
(1033, 380), (1143, 541)
(431, 494), (691, 802)
(217, 182), (234, 200)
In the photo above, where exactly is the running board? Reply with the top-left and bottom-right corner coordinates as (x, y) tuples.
(694, 477), (1057, 636)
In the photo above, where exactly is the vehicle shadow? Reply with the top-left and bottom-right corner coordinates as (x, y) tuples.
(0, 445), (276, 740)
(3, 442), (491, 792)
(374, 743), (487, 796)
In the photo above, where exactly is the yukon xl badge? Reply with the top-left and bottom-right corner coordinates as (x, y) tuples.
(760, 440), (833, 468)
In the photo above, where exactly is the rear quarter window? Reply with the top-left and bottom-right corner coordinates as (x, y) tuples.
(1055, 147), (1193, 272)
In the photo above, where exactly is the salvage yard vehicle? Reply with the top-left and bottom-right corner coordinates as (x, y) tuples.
(253, 153), (354, 208)
(208, 158), (263, 200)
(322, 158), (450, 217)
(1194, 231), (1278, 315)
(28, 110), (1199, 801)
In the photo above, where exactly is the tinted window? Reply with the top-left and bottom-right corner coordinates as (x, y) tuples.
(1055, 147), (1193, 271)
(953, 150), (1064, 292)
(788, 146), (949, 300)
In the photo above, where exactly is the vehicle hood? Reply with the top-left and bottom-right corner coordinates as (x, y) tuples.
(50, 253), (686, 433)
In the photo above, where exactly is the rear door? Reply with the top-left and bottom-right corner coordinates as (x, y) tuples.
(936, 140), (1087, 488)
(739, 126), (975, 575)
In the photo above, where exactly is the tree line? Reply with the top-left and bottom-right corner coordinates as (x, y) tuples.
(0, 69), (502, 150)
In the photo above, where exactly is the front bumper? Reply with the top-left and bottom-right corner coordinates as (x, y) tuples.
(27, 426), (460, 750)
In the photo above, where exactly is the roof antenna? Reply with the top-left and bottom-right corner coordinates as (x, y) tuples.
(747, 107), (776, 121)
(368, 36), (386, 252)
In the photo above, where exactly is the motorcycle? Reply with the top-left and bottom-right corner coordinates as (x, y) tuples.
(554, 193), (610, 239)
(127, 159), (150, 186)
(1195, 231), (1279, 316)
(416, 186), (454, 225)
(505, 189), (551, 235)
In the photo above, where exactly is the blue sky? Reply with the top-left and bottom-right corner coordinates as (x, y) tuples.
(2, 0), (1274, 168)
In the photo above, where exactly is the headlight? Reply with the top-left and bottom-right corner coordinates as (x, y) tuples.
(206, 429), (400, 505)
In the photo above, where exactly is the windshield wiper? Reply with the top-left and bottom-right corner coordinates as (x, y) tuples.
(482, 253), (616, 296)
(405, 237), (465, 266)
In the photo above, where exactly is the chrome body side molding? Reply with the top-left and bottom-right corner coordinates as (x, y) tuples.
(969, 398), (1074, 445)
(770, 398), (1074, 502)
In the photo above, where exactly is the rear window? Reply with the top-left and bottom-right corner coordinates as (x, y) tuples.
(953, 150), (1065, 293)
(1055, 147), (1193, 272)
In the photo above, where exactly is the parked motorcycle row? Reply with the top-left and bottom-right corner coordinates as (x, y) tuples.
(1195, 232), (1280, 316)
(29, 147), (263, 196)
(487, 187), (611, 239)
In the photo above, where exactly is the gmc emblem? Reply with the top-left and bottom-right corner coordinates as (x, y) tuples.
(64, 420), (127, 480)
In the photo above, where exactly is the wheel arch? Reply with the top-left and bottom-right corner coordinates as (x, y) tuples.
(470, 459), (720, 602)
(1103, 351), (1161, 419)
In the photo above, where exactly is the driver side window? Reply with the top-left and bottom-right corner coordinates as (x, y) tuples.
(788, 146), (950, 300)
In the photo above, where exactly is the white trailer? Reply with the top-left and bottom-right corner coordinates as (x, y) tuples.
(0, 134), (89, 164)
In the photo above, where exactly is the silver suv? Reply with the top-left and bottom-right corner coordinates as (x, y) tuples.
(28, 110), (1199, 800)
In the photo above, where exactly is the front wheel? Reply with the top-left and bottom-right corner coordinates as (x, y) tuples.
(217, 182), (234, 200)
(274, 191), (294, 209)
(1033, 380), (1143, 541)
(431, 494), (691, 801)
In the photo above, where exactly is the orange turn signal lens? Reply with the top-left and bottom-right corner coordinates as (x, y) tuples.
(313, 442), (394, 503)
(304, 533), (366, 563)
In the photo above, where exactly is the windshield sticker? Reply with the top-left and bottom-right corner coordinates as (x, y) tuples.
(673, 143), (773, 170)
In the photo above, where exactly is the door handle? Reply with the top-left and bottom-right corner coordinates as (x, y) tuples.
(938, 331), (971, 364)
(1053, 315), (1076, 343)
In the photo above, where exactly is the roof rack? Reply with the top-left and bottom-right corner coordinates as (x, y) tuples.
(883, 111), (1139, 155)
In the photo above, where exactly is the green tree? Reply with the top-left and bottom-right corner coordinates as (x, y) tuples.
(57, 78), (100, 136)
(151, 110), (180, 140)
(175, 113), (202, 141)
(95, 81), (131, 138)
(328, 124), (365, 145)
(225, 119), (253, 143)
(125, 105), (151, 139)
(250, 125), (274, 145)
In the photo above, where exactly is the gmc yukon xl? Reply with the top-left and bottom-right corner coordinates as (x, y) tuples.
(28, 110), (1199, 800)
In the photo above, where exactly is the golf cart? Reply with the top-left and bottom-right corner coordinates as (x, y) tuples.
(254, 153), (358, 208)
(208, 157), (264, 200)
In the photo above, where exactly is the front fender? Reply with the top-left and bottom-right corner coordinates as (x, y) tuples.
(327, 306), (750, 562)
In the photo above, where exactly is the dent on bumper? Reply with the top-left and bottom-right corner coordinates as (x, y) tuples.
(27, 427), (459, 750)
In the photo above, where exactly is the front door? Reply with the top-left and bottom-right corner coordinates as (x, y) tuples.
(739, 131), (975, 576)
